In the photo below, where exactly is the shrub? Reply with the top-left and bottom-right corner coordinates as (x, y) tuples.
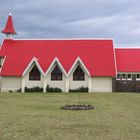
(69, 86), (88, 92)
(8, 89), (21, 93)
(17, 89), (21, 92)
(46, 85), (62, 92)
(25, 87), (43, 92)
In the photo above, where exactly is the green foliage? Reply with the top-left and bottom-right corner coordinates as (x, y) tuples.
(46, 85), (62, 92)
(16, 88), (21, 92)
(69, 86), (88, 92)
(25, 87), (43, 92)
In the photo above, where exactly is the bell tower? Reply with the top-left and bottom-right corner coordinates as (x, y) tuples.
(1, 13), (17, 39)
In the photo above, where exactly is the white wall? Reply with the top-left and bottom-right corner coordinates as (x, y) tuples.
(24, 74), (44, 88)
(0, 76), (113, 93)
(23, 63), (66, 91)
(1, 77), (21, 92)
(46, 72), (66, 92)
(24, 63), (44, 88)
(92, 77), (112, 92)
(69, 73), (89, 90)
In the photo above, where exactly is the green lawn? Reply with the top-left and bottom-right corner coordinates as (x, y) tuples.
(0, 93), (140, 140)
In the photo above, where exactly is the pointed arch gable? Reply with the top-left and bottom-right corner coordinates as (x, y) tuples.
(45, 57), (67, 77)
(68, 57), (90, 77)
(22, 57), (44, 77)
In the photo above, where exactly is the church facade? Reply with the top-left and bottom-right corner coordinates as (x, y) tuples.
(0, 14), (140, 93)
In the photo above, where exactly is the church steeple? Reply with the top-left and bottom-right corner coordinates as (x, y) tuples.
(1, 13), (17, 39)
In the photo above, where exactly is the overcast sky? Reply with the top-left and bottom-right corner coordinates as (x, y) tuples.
(1, 0), (140, 47)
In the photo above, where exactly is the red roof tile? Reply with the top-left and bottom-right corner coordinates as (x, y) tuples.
(116, 48), (140, 72)
(0, 39), (116, 76)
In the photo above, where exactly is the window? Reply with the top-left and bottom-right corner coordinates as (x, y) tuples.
(51, 65), (62, 80)
(73, 65), (85, 81)
(116, 74), (128, 80)
(136, 74), (140, 80)
(29, 65), (41, 81)
(0, 57), (4, 67)
(127, 74), (132, 80)
(116, 74), (121, 80)
(122, 74), (126, 79)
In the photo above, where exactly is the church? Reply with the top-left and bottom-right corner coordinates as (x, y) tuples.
(0, 14), (140, 93)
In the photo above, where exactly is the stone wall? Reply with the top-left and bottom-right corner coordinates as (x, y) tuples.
(113, 75), (140, 92)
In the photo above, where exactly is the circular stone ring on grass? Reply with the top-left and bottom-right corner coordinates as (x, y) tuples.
(61, 104), (95, 110)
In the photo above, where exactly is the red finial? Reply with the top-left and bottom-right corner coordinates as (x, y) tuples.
(2, 13), (17, 35)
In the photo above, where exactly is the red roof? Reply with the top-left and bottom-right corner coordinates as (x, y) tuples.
(1, 14), (17, 34)
(116, 48), (140, 72)
(0, 39), (116, 76)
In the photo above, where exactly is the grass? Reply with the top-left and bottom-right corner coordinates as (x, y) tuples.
(0, 92), (140, 140)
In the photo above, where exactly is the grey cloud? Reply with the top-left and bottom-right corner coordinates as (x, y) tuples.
(1, 0), (140, 47)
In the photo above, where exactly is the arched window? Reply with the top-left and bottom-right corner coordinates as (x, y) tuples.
(73, 65), (85, 81)
(51, 65), (62, 80)
(0, 57), (4, 68)
(29, 65), (41, 81)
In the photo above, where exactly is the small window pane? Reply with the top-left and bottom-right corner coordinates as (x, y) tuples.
(0, 57), (3, 67)
(51, 65), (62, 81)
(73, 65), (85, 81)
(122, 74), (126, 79)
(137, 74), (140, 79)
(29, 66), (41, 81)
(117, 74), (120, 79)
(127, 74), (132, 79)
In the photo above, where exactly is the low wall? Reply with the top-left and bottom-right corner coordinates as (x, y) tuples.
(113, 78), (140, 92)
